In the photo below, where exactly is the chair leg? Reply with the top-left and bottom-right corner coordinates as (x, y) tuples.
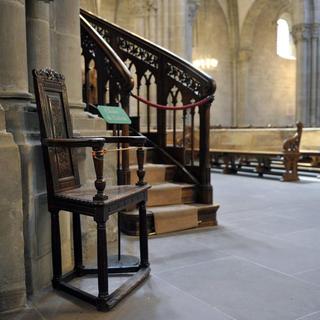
(50, 209), (62, 287)
(72, 212), (84, 275)
(138, 201), (149, 268)
(96, 220), (109, 309)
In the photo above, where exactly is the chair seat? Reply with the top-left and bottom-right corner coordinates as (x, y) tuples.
(55, 184), (150, 204)
(54, 184), (151, 213)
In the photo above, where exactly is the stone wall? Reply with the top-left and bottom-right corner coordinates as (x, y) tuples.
(0, 0), (116, 313)
(193, 0), (233, 126)
(0, 105), (26, 311)
(245, 4), (296, 126)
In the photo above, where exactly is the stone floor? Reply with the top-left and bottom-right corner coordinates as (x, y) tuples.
(3, 172), (320, 320)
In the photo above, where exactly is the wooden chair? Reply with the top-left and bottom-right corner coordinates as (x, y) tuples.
(32, 68), (150, 311)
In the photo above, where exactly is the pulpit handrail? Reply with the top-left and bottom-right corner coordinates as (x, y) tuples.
(80, 15), (133, 91)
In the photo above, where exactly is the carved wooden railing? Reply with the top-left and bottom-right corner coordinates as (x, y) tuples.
(80, 15), (133, 185)
(80, 10), (216, 204)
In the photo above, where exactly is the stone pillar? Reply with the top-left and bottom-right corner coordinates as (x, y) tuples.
(0, 0), (28, 312)
(9, 0), (73, 296)
(26, 0), (51, 93)
(158, 0), (170, 48)
(236, 48), (252, 126)
(292, 23), (320, 126)
(0, 0), (30, 100)
(310, 24), (320, 126)
(168, 0), (188, 59)
(0, 106), (26, 312)
(52, 0), (83, 110)
(292, 24), (312, 126)
(146, 0), (158, 43)
(186, 0), (200, 61)
(129, 1), (145, 37)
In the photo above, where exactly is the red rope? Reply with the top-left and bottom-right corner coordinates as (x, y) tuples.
(131, 93), (213, 110)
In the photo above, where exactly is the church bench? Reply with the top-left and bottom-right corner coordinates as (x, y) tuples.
(300, 128), (320, 162)
(292, 128), (320, 175)
(209, 122), (303, 181)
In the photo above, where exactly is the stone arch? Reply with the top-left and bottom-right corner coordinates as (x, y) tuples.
(240, 0), (290, 49)
(237, 0), (296, 126)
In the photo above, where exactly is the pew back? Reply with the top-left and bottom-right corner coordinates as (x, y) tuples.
(210, 128), (297, 153)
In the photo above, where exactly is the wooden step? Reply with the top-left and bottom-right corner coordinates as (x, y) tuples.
(129, 163), (176, 184)
(147, 183), (196, 207)
(128, 147), (156, 165)
(119, 203), (219, 236)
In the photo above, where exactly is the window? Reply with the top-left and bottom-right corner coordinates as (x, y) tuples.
(277, 15), (296, 60)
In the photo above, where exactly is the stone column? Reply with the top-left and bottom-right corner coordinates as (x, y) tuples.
(0, 0), (30, 101)
(52, 0), (83, 111)
(0, 104), (26, 312)
(26, 0), (51, 93)
(168, 0), (188, 59)
(128, 0), (147, 38)
(146, 0), (158, 43)
(158, 0), (170, 48)
(292, 23), (313, 126)
(0, 0), (27, 312)
(186, 0), (200, 62)
(310, 24), (320, 126)
(236, 48), (252, 126)
(292, 23), (320, 126)
(11, 0), (65, 296)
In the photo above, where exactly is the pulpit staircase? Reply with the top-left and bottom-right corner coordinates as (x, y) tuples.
(80, 9), (219, 235)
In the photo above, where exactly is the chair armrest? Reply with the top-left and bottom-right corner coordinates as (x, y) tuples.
(43, 137), (105, 148)
(44, 137), (107, 201)
(78, 135), (146, 146)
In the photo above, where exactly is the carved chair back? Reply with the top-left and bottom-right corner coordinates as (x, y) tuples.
(33, 69), (81, 196)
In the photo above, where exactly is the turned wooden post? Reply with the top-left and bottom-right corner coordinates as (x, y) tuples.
(198, 101), (213, 204)
(50, 209), (62, 287)
(136, 147), (146, 186)
(156, 57), (167, 148)
(92, 144), (108, 201)
(119, 92), (131, 185)
(138, 201), (149, 267)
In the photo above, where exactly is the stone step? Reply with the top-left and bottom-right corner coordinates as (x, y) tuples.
(147, 182), (196, 207)
(119, 203), (219, 235)
(129, 163), (177, 184)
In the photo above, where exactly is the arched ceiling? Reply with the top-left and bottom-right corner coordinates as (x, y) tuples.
(240, 0), (290, 49)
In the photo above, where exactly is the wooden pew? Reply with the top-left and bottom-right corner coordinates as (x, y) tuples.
(210, 122), (303, 181)
(300, 128), (320, 158)
(297, 128), (320, 171)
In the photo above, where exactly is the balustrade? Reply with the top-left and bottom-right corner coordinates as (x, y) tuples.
(80, 9), (216, 203)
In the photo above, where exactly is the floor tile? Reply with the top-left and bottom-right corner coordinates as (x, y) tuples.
(158, 256), (320, 320)
(148, 234), (228, 274)
(296, 311), (320, 319)
(0, 308), (43, 320)
(275, 228), (320, 249)
(173, 225), (320, 275)
(32, 276), (235, 320)
(222, 214), (312, 237)
(294, 268), (320, 287)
